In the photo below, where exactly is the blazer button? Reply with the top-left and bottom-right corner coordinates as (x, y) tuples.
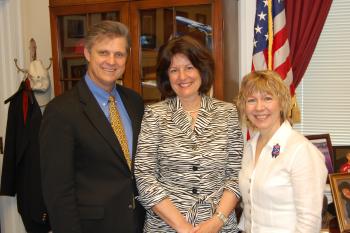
(192, 188), (198, 194)
(128, 204), (133, 209)
(42, 212), (48, 221)
(192, 165), (198, 171)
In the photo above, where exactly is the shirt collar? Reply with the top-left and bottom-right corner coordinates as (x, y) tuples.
(84, 74), (117, 105)
(167, 94), (215, 112)
(247, 120), (293, 153)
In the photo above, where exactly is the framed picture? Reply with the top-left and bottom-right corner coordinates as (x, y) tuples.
(140, 35), (156, 49)
(70, 64), (86, 78)
(65, 58), (87, 79)
(334, 146), (350, 173)
(61, 58), (86, 91)
(306, 134), (334, 174)
(140, 10), (156, 49)
(329, 173), (350, 232)
(63, 15), (87, 47)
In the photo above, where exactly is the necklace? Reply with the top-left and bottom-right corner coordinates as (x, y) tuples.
(182, 98), (201, 128)
(184, 109), (198, 128)
(185, 109), (198, 114)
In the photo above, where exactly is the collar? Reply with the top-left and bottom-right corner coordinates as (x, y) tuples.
(247, 120), (293, 154)
(167, 94), (215, 113)
(166, 95), (216, 140)
(84, 74), (117, 105)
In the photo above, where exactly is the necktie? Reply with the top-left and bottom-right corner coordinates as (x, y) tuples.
(108, 96), (131, 169)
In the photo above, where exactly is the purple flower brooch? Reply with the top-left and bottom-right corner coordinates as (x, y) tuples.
(271, 143), (280, 158)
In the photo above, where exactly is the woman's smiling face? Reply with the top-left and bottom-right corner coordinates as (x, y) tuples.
(168, 53), (202, 102)
(245, 91), (282, 135)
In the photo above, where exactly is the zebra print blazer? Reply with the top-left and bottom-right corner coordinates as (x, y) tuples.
(135, 95), (243, 233)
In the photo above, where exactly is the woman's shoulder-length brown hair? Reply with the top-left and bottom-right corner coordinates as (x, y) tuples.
(156, 35), (214, 98)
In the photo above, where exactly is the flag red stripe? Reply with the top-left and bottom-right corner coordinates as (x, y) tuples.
(272, 27), (288, 54)
(274, 56), (292, 80)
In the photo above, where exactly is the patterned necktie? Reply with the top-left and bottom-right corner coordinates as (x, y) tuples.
(108, 96), (131, 169)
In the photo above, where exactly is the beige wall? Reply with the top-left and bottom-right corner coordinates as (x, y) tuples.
(0, 1), (52, 233)
(22, 0), (53, 97)
(22, 0), (52, 65)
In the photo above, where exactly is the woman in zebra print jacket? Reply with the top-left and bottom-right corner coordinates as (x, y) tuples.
(134, 36), (243, 233)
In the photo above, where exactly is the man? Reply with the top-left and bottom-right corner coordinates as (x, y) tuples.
(39, 21), (145, 233)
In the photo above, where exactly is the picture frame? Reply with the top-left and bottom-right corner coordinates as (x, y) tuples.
(329, 173), (350, 233)
(305, 134), (334, 174)
(65, 58), (87, 79)
(140, 10), (156, 49)
(63, 15), (87, 48)
(333, 146), (350, 173)
(62, 58), (86, 91)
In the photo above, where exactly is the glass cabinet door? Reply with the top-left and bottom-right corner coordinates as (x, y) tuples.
(132, 2), (215, 103)
(57, 12), (121, 92)
(50, 1), (222, 99)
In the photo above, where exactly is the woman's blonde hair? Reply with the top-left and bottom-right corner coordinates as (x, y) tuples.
(236, 70), (292, 128)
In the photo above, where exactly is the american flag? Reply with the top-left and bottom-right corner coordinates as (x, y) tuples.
(247, 0), (294, 140)
(252, 0), (293, 92)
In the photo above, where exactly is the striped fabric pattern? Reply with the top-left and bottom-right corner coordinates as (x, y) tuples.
(252, 0), (293, 89)
(135, 95), (243, 232)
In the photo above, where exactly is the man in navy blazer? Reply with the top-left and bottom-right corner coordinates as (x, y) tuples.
(39, 21), (145, 233)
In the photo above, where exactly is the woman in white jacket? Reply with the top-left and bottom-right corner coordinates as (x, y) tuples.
(236, 70), (327, 233)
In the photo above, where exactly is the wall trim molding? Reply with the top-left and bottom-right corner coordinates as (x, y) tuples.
(238, 0), (255, 80)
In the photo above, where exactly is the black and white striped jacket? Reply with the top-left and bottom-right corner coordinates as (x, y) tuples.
(135, 95), (243, 233)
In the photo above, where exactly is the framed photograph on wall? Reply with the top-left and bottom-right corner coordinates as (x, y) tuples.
(329, 173), (350, 233)
(65, 58), (87, 79)
(61, 58), (86, 91)
(305, 134), (334, 174)
(333, 146), (350, 173)
(140, 10), (156, 49)
(63, 15), (87, 48)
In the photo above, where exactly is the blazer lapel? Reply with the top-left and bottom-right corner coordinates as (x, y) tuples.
(194, 95), (215, 136)
(169, 97), (196, 141)
(76, 80), (130, 173)
(169, 95), (215, 140)
(17, 86), (36, 165)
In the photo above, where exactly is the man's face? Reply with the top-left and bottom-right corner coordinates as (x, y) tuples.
(84, 36), (128, 92)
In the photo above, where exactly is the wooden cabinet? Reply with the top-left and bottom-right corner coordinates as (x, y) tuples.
(49, 0), (224, 101)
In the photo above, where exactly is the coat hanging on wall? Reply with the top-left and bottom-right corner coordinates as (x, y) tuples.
(0, 38), (52, 233)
